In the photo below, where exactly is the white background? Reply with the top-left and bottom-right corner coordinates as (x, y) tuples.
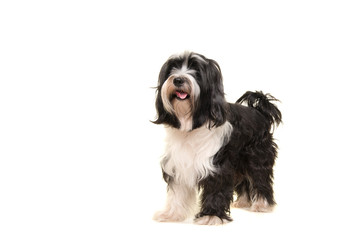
(1, 0), (359, 239)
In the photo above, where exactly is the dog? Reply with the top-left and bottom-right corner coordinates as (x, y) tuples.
(152, 52), (282, 225)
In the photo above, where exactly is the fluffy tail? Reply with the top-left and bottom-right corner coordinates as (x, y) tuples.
(236, 91), (282, 128)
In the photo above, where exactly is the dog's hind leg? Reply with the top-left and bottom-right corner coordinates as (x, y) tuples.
(233, 179), (252, 209)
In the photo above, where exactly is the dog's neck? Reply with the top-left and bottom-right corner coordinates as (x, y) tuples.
(172, 99), (193, 131)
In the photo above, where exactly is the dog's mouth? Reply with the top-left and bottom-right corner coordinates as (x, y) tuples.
(174, 90), (190, 100)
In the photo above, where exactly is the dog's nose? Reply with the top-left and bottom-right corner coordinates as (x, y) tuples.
(173, 78), (184, 87)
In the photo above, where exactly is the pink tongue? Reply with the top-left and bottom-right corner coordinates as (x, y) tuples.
(176, 91), (188, 100)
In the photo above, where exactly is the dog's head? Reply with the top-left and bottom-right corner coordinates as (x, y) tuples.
(153, 52), (227, 131)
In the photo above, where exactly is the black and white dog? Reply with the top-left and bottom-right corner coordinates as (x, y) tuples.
(153, 52), (282, 225)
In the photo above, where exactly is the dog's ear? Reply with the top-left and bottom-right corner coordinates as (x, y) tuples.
(207, 59), (227, 127)
(152, 61), (180, 128)
(193, 58), (227, 129)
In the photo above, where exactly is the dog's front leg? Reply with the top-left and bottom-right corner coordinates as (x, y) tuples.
(153, 181), (197, 222)
(195, 175), (233, 225)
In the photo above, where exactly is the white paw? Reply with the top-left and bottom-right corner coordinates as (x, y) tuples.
(153, 210), (186, 222)
(250, 199), (273, 212)
(194, 216), (230, 225)
(232, 195), (251, 209)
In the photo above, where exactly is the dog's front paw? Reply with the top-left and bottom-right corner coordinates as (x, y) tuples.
(153, 210), (186, 222)
(194, 215), (230, 225)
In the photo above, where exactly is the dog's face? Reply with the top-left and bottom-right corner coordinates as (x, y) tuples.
(154, 52), (227, 131)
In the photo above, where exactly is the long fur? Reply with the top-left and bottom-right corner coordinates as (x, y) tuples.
(153, 52), (282, 225)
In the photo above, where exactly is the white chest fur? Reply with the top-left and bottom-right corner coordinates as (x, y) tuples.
(161, 121), (233, 187)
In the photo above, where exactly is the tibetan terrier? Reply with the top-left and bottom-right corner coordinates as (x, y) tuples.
(152, 52), (282, 225)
